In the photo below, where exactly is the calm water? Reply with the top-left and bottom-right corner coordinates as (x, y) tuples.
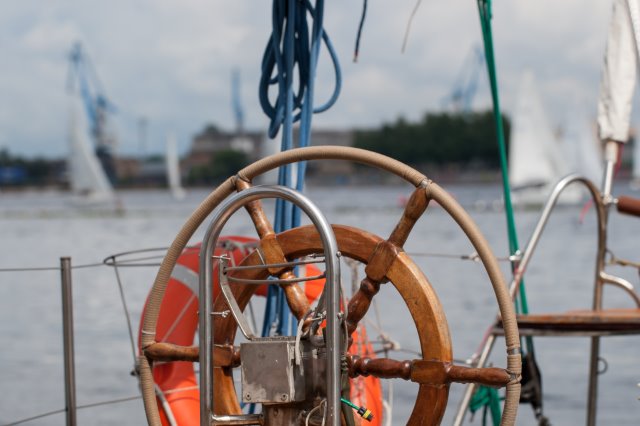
(0, 184), (639, 425)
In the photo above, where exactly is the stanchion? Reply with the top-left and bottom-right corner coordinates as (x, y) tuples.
(60, 257), (77, 426)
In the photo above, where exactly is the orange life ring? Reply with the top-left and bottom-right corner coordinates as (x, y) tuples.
(349, 325), (383, 426)
(138, 236), (383, 425)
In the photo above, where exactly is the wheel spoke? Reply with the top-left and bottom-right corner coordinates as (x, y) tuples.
(348, 355), (514, 388)
(346, 277), (381, 336)
(137, 146), (520, 426)
(144, 342), (240, 367)
(208, 224), (455, 424)
(235, 179), (311, 320)
(347, 354), (412, 380)
(346, 186), (430, 336)
(412, 360), (514, 388)
(388, 184), (430, 248)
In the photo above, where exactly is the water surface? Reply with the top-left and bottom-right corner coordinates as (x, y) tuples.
(0, 184), (638, 425)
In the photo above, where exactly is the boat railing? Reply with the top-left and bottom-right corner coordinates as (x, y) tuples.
(0, 233), (523, 426)
(0, 247), (200, 426)
(0, 258), (133, 426)
(509, 173), (639, 309)
(454, 171), (640, 426)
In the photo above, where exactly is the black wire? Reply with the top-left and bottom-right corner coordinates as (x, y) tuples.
(353, 0), (368, 62)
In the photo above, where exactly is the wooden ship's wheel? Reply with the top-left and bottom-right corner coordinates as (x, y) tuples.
(138, 146), (521, 425)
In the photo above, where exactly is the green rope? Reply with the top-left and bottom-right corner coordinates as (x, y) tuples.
(475, 0), (534, 354)
(469, 386), (502, 426)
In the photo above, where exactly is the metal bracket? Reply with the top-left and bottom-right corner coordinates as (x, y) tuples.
(198, 185), (343, 426)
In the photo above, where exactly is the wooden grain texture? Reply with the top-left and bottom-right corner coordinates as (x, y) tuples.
(363, 241), (401, 283)
(388, 186), (429, 248)
(235, 179), (311, 321)
(411, 360), (512, 388)
(347, 355), (412, 380)
(346, 277), (381, 336)
(209, 225), (452, 425)
(144, 342), (198, 362)
(144, 342), (240, 367)
(617, 195), (640, 218)
(236, 179), (273, 237)
(349, 187), (429, 337)
(514, 308), (640, 332)
(347, 356), (511, 388)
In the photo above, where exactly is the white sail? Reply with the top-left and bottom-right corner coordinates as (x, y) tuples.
(562, 114), (603, 186)
(509, 71), (580, 205)
(166, 133), (186, 199)
(631, 136), (640, 189)
(254, 136), (280, 185)
(68, 95), (114, 203)
(633, 135), (640, 178)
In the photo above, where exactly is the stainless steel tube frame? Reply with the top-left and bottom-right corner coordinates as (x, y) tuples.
(508, 174), (605, 300)
(198, 185), (341, 426)
(504, 173), (610, 426)
(601, 141), (618, 202)
(455, 174), (606, 426)
(452, 334), (497, 426)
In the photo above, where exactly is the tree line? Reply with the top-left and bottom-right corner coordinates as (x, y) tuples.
(354, 110), (510, 169)
(0, 149), (63, 186)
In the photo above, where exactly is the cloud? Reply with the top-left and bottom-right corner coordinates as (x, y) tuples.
(0, 0), (621, 157)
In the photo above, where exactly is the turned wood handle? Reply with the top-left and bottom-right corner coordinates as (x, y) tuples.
(617, 196), (640, 218)
(345, 187), (429, 336)
(144, 342), (240, 367)
(348, 355), (412, 380)
(235, 179), (311, 321)
(445, 364), (513, 388)
(347, 356), (513, 388)
(144, 342), (199, 362)
(411, 360), (513, 388)
(346, 277), (381, 336)
(388, 186), (429, 248)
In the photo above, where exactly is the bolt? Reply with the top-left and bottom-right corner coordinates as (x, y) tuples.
(280, 393), (288, 402)
(245, 393), (251, 401)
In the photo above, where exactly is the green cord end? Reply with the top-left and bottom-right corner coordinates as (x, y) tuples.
(340, 397), (374, 422)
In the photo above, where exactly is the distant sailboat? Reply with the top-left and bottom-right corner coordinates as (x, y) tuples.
(68, 94), (115, 204)
(509, 71), (580, 205)
(166, 133), (186, 199)
(562, 113), (603, 186)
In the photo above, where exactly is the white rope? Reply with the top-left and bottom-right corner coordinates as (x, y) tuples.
(295, 311), (307, 372)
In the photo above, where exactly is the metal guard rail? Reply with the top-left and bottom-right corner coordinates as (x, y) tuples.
(509, 173), (640, 310)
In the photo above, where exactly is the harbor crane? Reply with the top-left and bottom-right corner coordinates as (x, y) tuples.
(441, 45), (485, 114)
(67, 42), (118, 184)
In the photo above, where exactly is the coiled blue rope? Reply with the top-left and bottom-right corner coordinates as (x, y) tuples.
(258, 0), (342, 337)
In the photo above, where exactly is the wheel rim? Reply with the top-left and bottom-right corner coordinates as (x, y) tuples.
(139, 146), (521, 426)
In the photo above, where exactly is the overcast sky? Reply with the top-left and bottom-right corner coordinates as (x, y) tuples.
(0, 0), (615, 158)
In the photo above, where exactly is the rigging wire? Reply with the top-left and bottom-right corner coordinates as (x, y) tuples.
(0, 262), (104, 272)
(1, 394), (143, 426)
(475, 1), (547, 424)
(401, 0), (425, 53)
(111, 261), (139, 372)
